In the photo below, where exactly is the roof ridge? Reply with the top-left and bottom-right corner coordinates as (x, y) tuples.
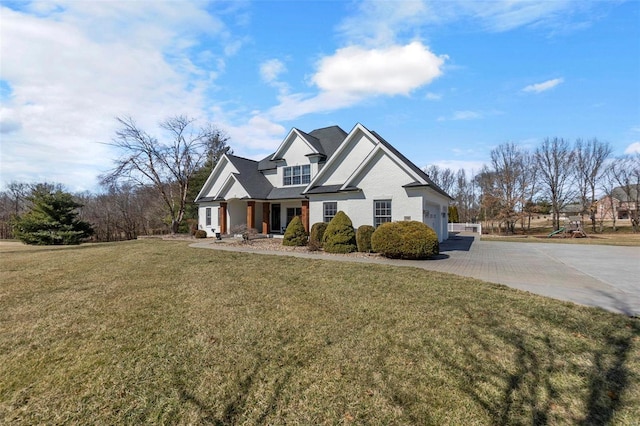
(227, 153), (259, 163)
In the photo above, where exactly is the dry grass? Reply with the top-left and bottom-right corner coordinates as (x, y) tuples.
(1, 240), (639, 424)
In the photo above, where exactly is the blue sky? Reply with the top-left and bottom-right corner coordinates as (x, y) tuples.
(1, 0), (639, 192)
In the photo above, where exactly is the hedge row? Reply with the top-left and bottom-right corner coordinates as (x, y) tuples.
(283, 211), (440, 259)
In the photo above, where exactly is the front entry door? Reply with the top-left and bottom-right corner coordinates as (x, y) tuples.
(271, 204), (281, 233)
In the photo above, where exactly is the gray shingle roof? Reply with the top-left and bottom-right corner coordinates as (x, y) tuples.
(200, 125), (452, 203)
(266, 187), (306, 200)
(305, 184), (344, 194)
(258, 126), (347, 171)
(612, 186), (639, 202)
(226, 155), (273, 199)
(371, 131), (452, 200)
(308, 126), (347, 158)
(296, 129), (324, 155)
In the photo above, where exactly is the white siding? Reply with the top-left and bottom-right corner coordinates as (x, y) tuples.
(199, 157), (239, 199)
(262, 169), (278, 186)
(221, 178), (250, 200)
(314, 132), (377, 187)
(274, 135), (316, 188)
(308, 151), (450, 242)
(198, 203), (219, 236)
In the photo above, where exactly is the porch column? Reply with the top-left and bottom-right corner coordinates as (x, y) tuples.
(219, 202), (227, 234)
(246, 201), (255, 231)
(301, 199), (309, 232)
(262, 202), (270, 234)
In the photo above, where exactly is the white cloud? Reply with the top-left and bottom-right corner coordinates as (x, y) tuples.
(523, 78), (564, 93)
(338, 0), (431, 45)
(313, 42), (446, 96)
(0, 2), (235, 191)
(260, 59), (286, 83)
(624, 142), (640, 154)
(462, 1), (579, 32)
(437, 110), (483, 121)
(223, 115), (286, 152)
(268, 42), (446, 120)
(338, 0), (601, 42)
(425, 92), (442, 101)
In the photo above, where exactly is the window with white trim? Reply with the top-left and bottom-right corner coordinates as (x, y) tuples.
(283, 165), (311, 186)
(374, 200), (392, 227)
(323, 202), (337, 223)
(205, 208), (212, 226)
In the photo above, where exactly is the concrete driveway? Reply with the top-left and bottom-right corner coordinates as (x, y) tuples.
(426, 234), (640, 316)
(191, 233), (640, 316)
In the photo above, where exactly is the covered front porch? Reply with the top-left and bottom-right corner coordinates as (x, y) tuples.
(219, 199), (309, 235)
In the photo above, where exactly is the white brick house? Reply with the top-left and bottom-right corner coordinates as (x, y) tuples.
(195, 123), (452, 242)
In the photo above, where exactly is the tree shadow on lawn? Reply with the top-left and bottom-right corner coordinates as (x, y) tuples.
(594, 289), (639, 318)
(426, 306), (639, 425)
(168, 299), (638, 424)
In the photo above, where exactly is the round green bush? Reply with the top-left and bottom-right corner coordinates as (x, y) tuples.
(194, 230), (208, 238)
(309, 222), (328, 247)
(283, 216), (308, 246)
(356, 225), (375, 252)
(322, 211), (357, 253)
(371, 221), (439, 259)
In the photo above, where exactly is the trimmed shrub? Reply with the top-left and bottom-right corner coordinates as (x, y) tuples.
(194, 230), (208, 239)
(322, 211), (357, 254)
(356, 225), (375, 252)
(371, 221), (439, 259)
(283, 216), (308, 246)
(309, 222), (328, 248)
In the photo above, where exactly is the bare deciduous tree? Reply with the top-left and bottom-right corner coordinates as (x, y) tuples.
(534, 137), (575, 231)
(574, 138), (612, 232)
(475, 166), (503, 233)
(424, 165), (456, 196)
(454, 169), (476, 223)
(607, 153), (640, 232)
(490, 142), (528, 233)
(520, 151), (539, 230)
(597, 166), (619, 232)
(101, 116), (229, 233)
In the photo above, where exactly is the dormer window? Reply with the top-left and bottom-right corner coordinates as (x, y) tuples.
(283, 165), (311, 186)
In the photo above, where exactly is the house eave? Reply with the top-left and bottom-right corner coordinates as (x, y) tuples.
(305, 185), (362, 195)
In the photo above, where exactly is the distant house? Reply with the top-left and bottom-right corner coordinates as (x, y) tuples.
(559, 203), (584, 219)
(597, 186), (639, 221)
(195, 123), (452, 242)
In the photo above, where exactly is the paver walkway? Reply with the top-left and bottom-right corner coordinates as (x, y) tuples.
(190, 233), (640, 316)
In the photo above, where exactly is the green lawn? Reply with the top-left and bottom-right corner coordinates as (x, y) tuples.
(1, 240), (638, 425)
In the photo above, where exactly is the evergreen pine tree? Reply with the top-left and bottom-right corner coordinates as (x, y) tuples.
(13, 186), (94, 245)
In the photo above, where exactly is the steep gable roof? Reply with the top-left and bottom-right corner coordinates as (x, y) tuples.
(258, 125), (347, 171)
(226, 155), (273, 199)
(270, 128), (321, 161)
(308, 126), (348, 158)
(303, 123), (452, 199)
(371, 131), (452, 199)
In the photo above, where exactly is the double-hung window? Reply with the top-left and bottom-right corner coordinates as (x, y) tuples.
(374, 200), (392, 227)
(205, 207), (212, 226)
(323, 202), (337, 223)
(283, 165), (311, 186)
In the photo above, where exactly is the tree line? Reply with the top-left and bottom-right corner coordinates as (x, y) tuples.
(1, 116), (231, 243)
(2, 116), (639, 243)
(425, 139), (640, 234)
